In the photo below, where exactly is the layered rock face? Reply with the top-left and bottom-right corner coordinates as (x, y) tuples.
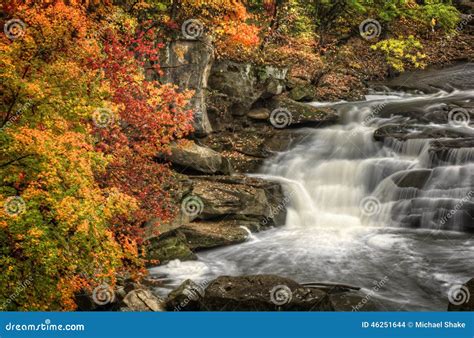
(146, 175), (287, 264)
(160, 38), (214, 136)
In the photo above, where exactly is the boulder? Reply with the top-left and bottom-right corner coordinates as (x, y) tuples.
(448, 278), (474, 311)
(165, 275), (383, 311)
(190, 175), (287, 224)
(166, 279), (208, 311)
(208, 61), (287, 119)
(160, 38), (214, 136)
(289, 85), (315, 102)
(122, 289), (165, 312)
(179, 220), (255, 250)
(329, 292), (378, 311)
(266, 96), (339, 128)
(247, 108), (270, 120)
(146, 232), (197, 265)
(146, 175), (288, 264)
(163, 142), (233, 175)
(198, 275), (333, 311)
(390, 169), (432, 189)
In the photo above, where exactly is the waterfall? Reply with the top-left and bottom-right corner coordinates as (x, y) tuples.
(151, 89), (474, 311)
(262, 90), (474, 232)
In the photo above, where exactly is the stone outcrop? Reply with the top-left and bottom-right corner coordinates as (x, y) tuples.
(288, 85), (315, 102)
(146, 175), (288, 264)
(208, 61), (287, 115)
(160, 38), (214, 136)
(265, 96), (339, 128)
(207, 61), (288, 131)
(161, 141), (233, 175)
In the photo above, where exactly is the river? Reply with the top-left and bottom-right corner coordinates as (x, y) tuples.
(151, 84), (474, 311)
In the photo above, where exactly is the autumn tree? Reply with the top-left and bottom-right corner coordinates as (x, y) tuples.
(1, 0), (193, 310)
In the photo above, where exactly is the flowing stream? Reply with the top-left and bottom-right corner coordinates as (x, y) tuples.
(151, 88), (474, 311)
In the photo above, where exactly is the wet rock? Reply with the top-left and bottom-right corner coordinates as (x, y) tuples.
(199, 275), (333, 311)
(429, 138), (474, 165)
(329, 292), (378, 311)
(180, 220), (256, 250)
(373, 124), (471, 142)
(448, 278), (474, 311)
(146, 175), (287, 264)
(391, 198), (474, 232)
(166, 279), (208, 311)
(122, 289), (165, 312)
(390, 169), (432, 189)
(190, 175), (287, 225)
(289, 85), (315, 102)
(146, 232), (197, 265)
(162, 142), (233, 175)
(266, 96), (339, 128)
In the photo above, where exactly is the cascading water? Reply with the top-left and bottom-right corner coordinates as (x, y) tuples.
(151, 89), (474, 311)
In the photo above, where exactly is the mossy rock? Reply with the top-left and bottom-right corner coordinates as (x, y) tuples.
(266, 96), (339, 128)
(289, 85), (315, 102)
(146, 232), (196, 265)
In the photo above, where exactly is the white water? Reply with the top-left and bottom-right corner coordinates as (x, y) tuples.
(151, 90), (474, 310)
